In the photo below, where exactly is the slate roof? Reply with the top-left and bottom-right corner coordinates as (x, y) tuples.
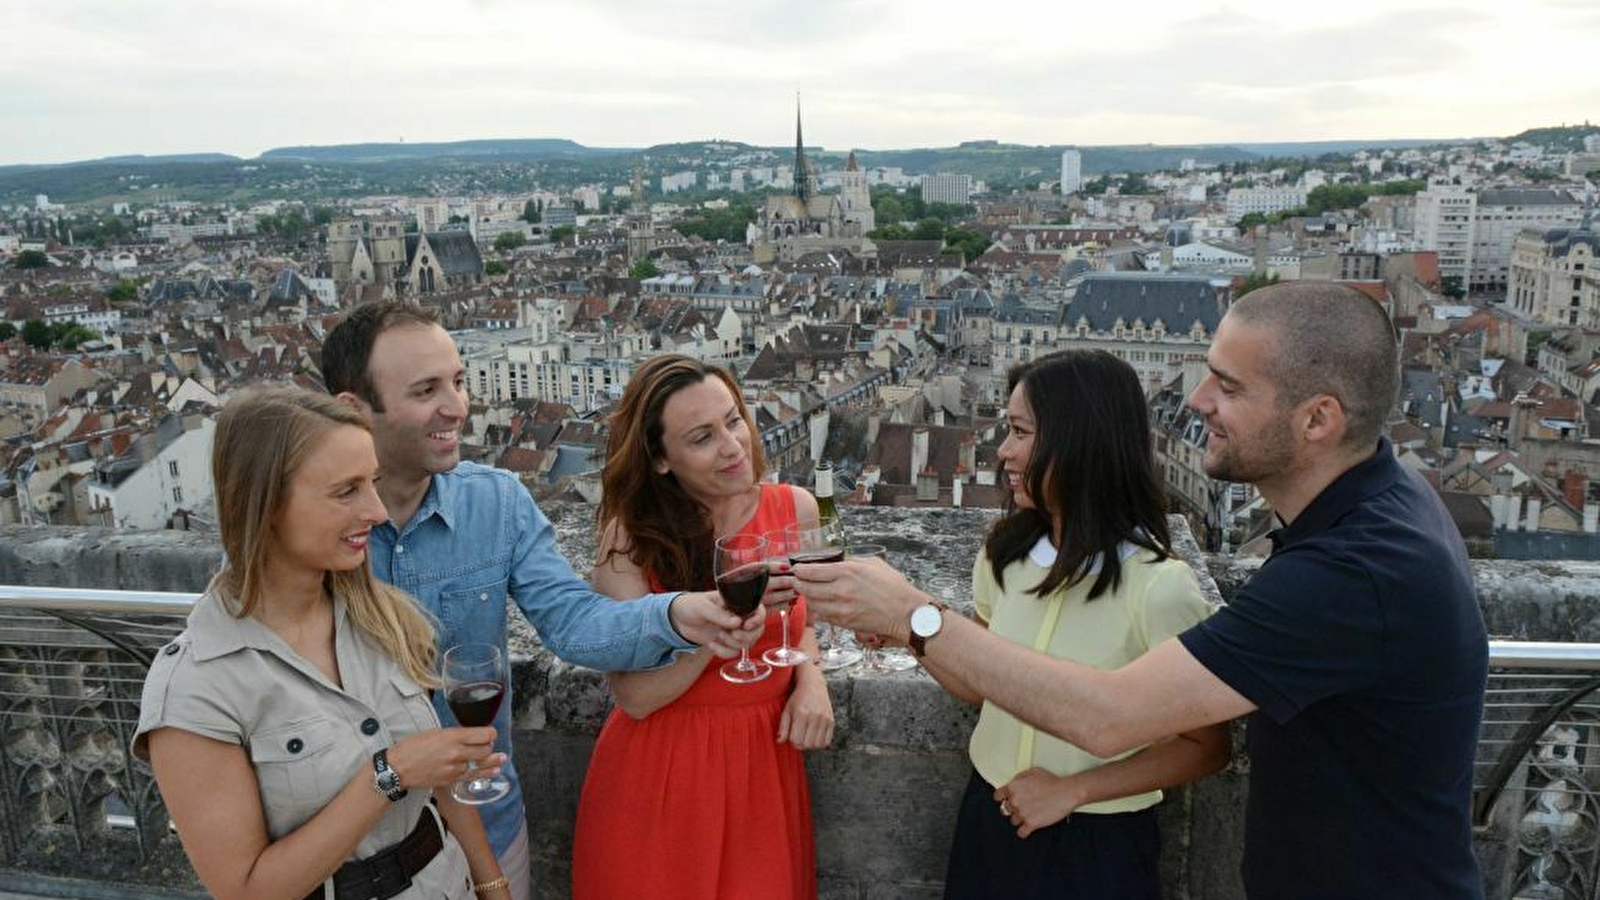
(406, 231), (484, 278)
(1066, 273), (1224, 333)
(1479, 189), (1579, 207)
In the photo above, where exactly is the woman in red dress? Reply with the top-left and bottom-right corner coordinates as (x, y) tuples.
(573, 354), (834, 900)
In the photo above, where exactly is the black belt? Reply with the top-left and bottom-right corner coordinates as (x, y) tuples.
(306, 808), (445, 900)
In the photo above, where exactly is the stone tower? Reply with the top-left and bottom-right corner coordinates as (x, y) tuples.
(840, 150), (874, 236)
(627, 165), (651, 264)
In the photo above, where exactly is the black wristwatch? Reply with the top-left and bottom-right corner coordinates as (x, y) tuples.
(372, 748), (407, 802)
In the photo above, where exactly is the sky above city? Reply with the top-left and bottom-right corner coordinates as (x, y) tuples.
(4, 0), (1597, 166)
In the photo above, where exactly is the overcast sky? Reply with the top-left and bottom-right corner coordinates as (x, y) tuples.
(3, 0), (1597, 166)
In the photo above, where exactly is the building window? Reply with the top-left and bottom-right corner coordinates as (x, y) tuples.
(168, 461), (180, 477)
(173, 486), (184, 503)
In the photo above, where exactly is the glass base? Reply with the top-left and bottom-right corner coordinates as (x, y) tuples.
(864, 648), (919, 673)
(763, 645), (810, 667)
(720, 656), (772, 684)
(451, 774), (512, 806)
(818, 645), (863, 670)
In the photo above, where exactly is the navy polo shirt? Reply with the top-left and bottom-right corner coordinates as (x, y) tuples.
(1180, 438), (1487, 899)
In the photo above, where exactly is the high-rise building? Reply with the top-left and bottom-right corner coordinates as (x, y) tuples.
(1417, 181), (1584, 295)
(1060, 149), (1082, 194)
(921, 173), (973, 206)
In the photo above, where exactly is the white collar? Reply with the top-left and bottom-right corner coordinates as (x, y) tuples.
(1028, 534), (1144, 574)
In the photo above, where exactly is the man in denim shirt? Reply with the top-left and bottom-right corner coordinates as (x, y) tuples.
(323, 303), (758, 900)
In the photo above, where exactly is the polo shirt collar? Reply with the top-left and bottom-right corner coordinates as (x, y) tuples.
(1270, 437), (1401, 551)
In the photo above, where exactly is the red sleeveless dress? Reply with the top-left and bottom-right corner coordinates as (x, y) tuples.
(572, 484), (816, 900)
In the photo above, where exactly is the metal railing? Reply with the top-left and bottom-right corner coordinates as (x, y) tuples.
(3, 586), (1600, 898)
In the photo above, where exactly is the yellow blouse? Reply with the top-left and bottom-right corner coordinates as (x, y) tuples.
(967, 540), (1212, 814)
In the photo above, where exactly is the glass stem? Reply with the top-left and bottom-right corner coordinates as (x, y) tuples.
(779, 608), (792, 652)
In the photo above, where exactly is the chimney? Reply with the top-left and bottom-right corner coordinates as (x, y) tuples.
(1505, 494), (1523, 531)
(1160, 244), (1174, 272)
(911, 427), (930, 484)
(959, 437), (976, 481)
(1253, 226), (1268, 277)
(916, 465), (940, 502)
(1525, 497), (1542, 533)
(1563, 470), (1586, 510)
(866, 411), (880, 447)
(953, 473), (965, 508)
(1490, 494), (1507, 530)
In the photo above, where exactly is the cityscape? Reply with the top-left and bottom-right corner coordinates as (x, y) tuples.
(1, 112), (1598, 562)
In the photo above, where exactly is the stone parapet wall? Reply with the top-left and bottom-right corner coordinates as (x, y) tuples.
(1, 509), (1595, 899)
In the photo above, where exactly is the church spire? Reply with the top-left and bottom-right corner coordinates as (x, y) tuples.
(794, 93), (815, 204)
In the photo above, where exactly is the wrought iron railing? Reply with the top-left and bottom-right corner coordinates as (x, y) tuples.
(1475, 641), (1600, 900)
(0, 586), (196, 887)
(3, 585), (1600, 899)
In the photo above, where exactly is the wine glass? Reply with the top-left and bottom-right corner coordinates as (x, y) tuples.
(442, 643), (511, 805)
(716, 533), (773, 684)
(848, 544), (918, 674)
(789, 524), (862, 671)
(761, 528), (809, 667)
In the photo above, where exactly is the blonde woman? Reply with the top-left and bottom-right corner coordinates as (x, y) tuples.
(135, 387), (508, 900)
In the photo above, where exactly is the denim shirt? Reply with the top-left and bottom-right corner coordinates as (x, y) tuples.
(367, 461), (691, 855)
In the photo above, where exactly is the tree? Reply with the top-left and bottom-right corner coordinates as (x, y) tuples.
(943, 227), (991, 261)
(0, 323), (14, 341)
(1440, 276), (1466, 300)
(107, 278), (139, 303)
(493, 231), (526, 252)
(484, 260), (507, 277)
(912, 217), (945, 241)
(873, 194), (905, 225)
(1236, 213), (1269, 234)
(1236, 272), (1280, 298)
(21, 319), (50, 349)
(867, 224), (913, 241)
(12, 250), (48, 269)
(629, 259), (662, 280)
(521, 200), (541, 224)
(50, 320), (99, 350)
(549, 225), (576, 244)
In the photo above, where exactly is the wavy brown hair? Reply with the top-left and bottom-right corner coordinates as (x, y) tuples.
(211, 386), (440, 687)
(598, 354), (766, 589)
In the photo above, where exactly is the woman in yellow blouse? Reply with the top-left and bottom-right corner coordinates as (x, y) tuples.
(931, 350), (1230, 899)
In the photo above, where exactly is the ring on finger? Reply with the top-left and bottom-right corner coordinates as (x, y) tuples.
(1000, 799), (1013, 816)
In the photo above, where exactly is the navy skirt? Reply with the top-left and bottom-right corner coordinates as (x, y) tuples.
(943, 768), (1163, 900)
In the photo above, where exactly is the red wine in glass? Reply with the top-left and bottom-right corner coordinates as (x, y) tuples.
(442, 643), (512, 804)
(788, 547), (845, 565)
(716, 563), (769, 617)
(446, 680), (504, 727)
(716, 533), (772, 684)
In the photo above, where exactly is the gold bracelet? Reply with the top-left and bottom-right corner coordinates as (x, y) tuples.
(472, 876), (509, 894)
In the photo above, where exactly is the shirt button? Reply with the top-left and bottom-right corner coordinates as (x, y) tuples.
(396, 546), (405, 554)
(286, 738), (304, 754)
(479, 592), (489, 602)
(163, 643), (180, 656)
(361, 718), (380, 736)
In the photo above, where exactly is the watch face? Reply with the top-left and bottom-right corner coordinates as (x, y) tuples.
(911, 604), (942, 637)
(378, 771), (401, 792)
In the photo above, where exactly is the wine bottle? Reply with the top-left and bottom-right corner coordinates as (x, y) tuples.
(814, 459), (846, 548)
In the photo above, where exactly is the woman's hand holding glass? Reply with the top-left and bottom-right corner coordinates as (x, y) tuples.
(384, 724), (503, 792)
